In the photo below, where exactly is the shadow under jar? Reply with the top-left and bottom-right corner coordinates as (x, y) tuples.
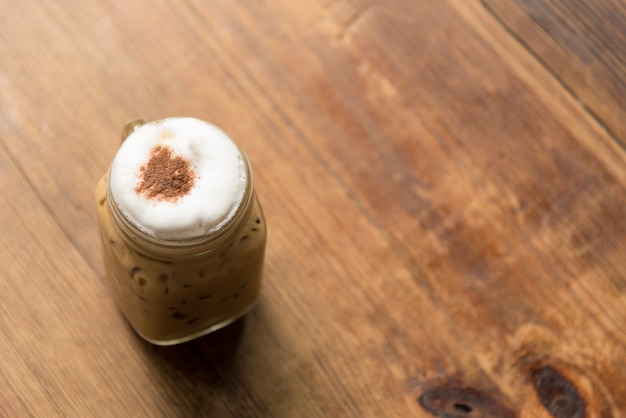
(95, 118), (267, 345)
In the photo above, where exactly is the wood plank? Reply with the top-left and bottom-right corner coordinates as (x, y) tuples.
(482, 0), (626, 146)
(182, 0), (626, 412)
(0, 0), (624, 416)
(0, 143), (171, 417)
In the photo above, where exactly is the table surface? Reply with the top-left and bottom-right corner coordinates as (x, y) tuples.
(1, 1), (625, 417)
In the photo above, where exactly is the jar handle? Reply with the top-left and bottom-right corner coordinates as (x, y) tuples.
(121, 118), (146, 142)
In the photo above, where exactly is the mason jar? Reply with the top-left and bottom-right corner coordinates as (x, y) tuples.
(95, 118), (267, 345)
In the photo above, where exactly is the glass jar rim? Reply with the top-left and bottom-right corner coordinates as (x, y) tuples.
(105, 119), (255, 260)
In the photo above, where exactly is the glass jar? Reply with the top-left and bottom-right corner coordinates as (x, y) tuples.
(95, 119), (267, 345)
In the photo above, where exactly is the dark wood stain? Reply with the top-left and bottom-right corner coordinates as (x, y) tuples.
(418, 384), (515, 418)
(532, 366), (586, 418)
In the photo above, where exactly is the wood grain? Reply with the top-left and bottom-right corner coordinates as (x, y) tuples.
(481, 0), (626, 146)
(0, 0), (624, 416)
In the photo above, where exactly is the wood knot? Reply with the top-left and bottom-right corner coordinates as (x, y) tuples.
(417, 381), (514, 418)
(531, 365), (585, 418)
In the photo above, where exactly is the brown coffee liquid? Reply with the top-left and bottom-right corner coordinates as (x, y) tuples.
(95, 176), (266, 344)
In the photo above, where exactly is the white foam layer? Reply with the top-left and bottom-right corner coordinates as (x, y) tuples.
(109, 117), (246, 240)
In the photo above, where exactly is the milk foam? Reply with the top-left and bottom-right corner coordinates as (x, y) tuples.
(109, 117), (247, 240)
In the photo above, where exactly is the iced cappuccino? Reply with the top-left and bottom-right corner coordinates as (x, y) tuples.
(95, 117), (266, 345)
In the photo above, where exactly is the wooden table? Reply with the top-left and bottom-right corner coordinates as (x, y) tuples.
(1, 1), (624, 416)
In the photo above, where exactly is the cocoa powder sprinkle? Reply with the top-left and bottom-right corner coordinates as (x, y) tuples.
(135, 145), (196, 202)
